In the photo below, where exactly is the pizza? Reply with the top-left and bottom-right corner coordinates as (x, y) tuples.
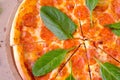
(10, 0), (120, 80)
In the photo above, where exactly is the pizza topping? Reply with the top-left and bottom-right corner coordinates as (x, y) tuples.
(111, 0), (120, 18)
(71, 50), (90, 80)
(99, 28), (115, 43)
(93, 0), (109, 18)
(106, 22), (120, 36)
(86, 0), (98, 26)
(63, 39), (79, 49)
(32, 48), (74, 76)
(23, 43), (44, 53)
(97, 13), (115, 26)
(74, 5), (89, 20)
(65, 1), (75, 12)
(59, 66), (69, 78)
(40, 6), (77, 40)
(22, 13), (37, 28)
(40, 0), (63, 6)
(103, 47), (119, 58)
(87, 48), (98, 65)
(40, 0), (54, 6)
(23, 43), (38, 52)
(40, 25), (55, 41)
(82, 18), (90, 35)
(20, 31), (36, 44)
(116, 38), (120, 46)
(94, 0), (109, 12)
(72, 54), (85, 71)
(95, 58), (120, 80)
(88, 25), (101, 38)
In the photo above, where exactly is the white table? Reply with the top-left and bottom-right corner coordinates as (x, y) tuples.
(0, 0), (21, 80)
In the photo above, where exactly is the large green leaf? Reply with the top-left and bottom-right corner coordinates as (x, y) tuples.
(40, 6), (77, 40)
(32, 48), (73, 76)
(100, 62), (120, 80)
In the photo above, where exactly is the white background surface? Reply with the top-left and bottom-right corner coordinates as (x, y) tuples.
(0, 0), (19, 80)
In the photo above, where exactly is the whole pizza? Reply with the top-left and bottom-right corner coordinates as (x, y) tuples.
(10, 0), (120, 80)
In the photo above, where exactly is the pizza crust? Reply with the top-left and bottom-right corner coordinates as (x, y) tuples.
(13, 45), (32, 80)
(10, 0), (26, 46)
(10, 0), (35, 79)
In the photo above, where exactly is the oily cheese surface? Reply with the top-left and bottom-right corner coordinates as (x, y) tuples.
(10, 0), (120, 80)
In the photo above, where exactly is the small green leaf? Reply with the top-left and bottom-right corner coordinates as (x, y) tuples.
(106, 22), (120, 36)
(86, 0), (98, 12)
(66, 74), (75, 80)
(86, 0), (98, 27)
(66, 62), (75, 80)
(40, 6), (77, 40)
(32, 48), (74, 76)
(107, 22), (120, 29)
(112, 29), (120, 36)
(94, 58), (120, 80)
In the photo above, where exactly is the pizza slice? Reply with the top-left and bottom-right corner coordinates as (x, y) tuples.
(12, 38), (91, 80)
(84, 40), (120, 80)
(10, 0), (85, 46)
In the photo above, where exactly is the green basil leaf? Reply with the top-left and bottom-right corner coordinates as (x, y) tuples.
(32, 48), (73, 76)
(66, 74), (75, 80)
(94, 58), (120, 80)
(112, 29), (120, 36)
(107, 22), (120, 29)
(86, 0), (98, 12)
(106, 22), (120, 36)
(100, 62), (120, 80)
(86, 0), (98, 27)
(40, 6), (77, 40)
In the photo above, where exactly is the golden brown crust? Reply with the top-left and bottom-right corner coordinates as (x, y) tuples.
(11, 0), (39, 79)
(13, 45), (32, 80)
(10, 0), (23, 46)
